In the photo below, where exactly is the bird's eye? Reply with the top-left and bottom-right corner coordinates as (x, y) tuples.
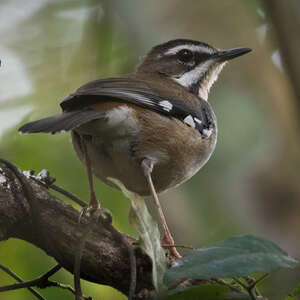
(177, 49), (194, 63)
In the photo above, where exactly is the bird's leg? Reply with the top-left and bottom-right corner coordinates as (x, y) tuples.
(79, 135), (100, 221)
(141, 158), (181, 259)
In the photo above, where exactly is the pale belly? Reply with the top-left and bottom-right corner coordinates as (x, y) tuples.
(71, 105), (217, 196)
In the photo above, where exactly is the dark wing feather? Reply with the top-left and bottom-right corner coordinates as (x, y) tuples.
(19, 110), (105, 134)
(19, 77), (215, 135)
(60, 77), (215, 135)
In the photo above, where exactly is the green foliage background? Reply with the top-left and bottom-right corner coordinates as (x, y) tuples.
(0, 0), (299, 299)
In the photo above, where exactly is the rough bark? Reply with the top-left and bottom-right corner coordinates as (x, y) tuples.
(0, 162), (153, 298)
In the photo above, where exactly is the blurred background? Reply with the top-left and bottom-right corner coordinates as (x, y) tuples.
(0, 0), (300, 299)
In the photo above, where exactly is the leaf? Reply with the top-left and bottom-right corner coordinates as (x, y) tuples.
(108, 178), (167, 292)
(165, 284), (251, 300)
(164, 235), (298, 286)
(285, 296), (297, 300)
(286, 282), (300, 300)
(292, 282), (300, 296)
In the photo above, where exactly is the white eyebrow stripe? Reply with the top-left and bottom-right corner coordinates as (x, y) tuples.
(164, 44), (213, 55)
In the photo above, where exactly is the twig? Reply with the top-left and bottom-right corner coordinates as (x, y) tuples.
(161, 244), (194, 250)
(211, 278), (242, 293)
(0, 263), (91, 299)
(49, 281), (92, 299)
(49, 281), (76, 295)
(233, 277), (248, 290)
(0, 264), (45, 299)
(50, 184), (86, 207)
(233, 275), (269, 300)
(0, 264), (61, 291)
(233, 277), (257, 300)
(247, 274), (269, 298)
(249, 274), (269, 289)
(28, 169), (86, 208)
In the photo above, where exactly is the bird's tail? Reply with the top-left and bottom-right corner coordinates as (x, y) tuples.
(18, 110), (105, 134)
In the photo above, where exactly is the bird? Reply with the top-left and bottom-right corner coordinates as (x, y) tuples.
(19, 39), (251, 259)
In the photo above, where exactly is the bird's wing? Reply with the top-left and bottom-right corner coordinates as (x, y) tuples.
(60, 77), (215, 135)
(19, 77), (215, 135)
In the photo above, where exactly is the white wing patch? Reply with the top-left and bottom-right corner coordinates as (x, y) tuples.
(203, 128), (213, 138)
(194, 117), (202, 125)
(183, 115), (196, 128)
(159, 100), (173, 112)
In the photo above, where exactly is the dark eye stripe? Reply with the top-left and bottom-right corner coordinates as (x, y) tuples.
(195, 52), (212, 62)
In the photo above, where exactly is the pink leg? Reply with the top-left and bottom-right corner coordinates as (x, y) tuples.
(141, 158), (181, 259)
(79, 136), (100, 221)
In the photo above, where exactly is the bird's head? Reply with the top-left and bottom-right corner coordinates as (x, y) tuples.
(137, 39), (251, 100)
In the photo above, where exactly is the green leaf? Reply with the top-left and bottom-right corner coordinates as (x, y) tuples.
(284, 282), (300, 300)
(108, 178), (167, 292)
(165, 284), (251, 300)
(292, 282), (300, 296)
(164, 235), (298, 286)
(285, 296), (297, 300)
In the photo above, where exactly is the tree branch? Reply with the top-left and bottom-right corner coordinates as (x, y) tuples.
(0, 160), (153, 298)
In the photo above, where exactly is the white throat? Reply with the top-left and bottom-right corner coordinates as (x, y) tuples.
(173, 61), (226, 101)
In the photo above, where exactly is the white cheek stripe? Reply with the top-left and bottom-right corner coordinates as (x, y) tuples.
(173, 60), (212, 88)
(198, 62), (226, 100)
(164, 44), (213, 56)
(173, 61), (226, 101)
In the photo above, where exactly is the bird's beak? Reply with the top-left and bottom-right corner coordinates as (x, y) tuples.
(214, 47), (252, 61)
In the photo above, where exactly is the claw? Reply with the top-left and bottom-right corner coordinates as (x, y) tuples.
(78, 205), (112, 225)
(78, 204), (100, 224)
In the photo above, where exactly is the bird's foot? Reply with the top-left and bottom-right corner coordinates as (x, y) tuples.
(161, 235), (182, 260)
(78, 205), (98, 223)
(78, 204), (112, 224)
